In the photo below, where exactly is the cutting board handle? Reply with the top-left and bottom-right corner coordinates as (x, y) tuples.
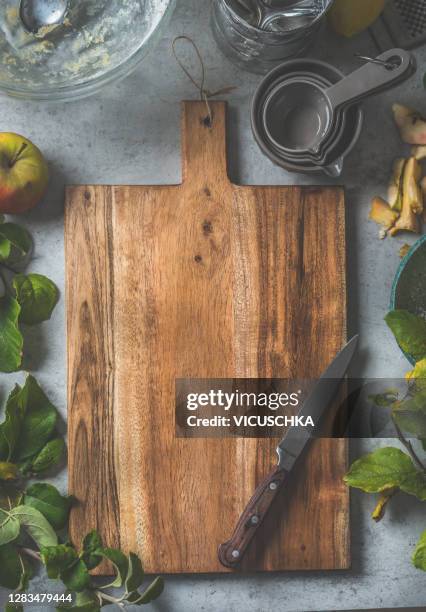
(181, 100), (229, 186)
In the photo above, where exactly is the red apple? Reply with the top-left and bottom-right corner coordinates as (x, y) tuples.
(0, 133), (49, 214)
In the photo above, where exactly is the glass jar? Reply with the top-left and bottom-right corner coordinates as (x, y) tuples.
(211, 0), (335, 74)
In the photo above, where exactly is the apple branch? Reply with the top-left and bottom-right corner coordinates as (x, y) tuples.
(392, 416), (426, 474)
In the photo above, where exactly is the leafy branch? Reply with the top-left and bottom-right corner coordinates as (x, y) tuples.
(392, 417), (426, 475)
(0, 376), (164, 610)
(0, 218), (164, 608)
(345, 309), (426, 571)
(0, 215), (58, 373)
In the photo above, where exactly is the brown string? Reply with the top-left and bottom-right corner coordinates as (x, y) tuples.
(172, 35), (236, 127)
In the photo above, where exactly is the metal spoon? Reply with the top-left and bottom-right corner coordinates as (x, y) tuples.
(19, 0), (70, 34)
(233, 0), (317, 30)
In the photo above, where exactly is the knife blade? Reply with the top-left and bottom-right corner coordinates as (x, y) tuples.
(218, 335), (358, 569)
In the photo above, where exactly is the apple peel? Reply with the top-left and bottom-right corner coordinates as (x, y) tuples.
(388, 158), (406, 211)
(412, 145), (426, 160)
(389, 208), (419, 236)
(403, 157), (423, 215)
(389, 157), (422, 236)
(392, 104), (426, 145)
(421, 177), (426, 222)
(369, 196), (398, 231)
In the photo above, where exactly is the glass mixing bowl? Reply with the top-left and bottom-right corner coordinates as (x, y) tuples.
(0, 0), (176, 101)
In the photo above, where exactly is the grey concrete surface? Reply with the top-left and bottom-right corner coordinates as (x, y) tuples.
(0, 0), (425, 610)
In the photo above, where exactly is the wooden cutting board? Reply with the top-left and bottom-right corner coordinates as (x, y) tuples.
(65, 101), (349, 574)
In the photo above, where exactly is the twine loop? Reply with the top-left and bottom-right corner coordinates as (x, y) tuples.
(172, 35), (236, 127)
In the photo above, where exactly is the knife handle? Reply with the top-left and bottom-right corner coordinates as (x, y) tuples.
(218, 466), (288, 568)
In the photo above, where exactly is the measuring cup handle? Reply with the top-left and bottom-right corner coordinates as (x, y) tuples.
(326, 49), (414, 111)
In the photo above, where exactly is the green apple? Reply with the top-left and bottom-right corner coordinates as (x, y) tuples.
(0, 133), (49, 214)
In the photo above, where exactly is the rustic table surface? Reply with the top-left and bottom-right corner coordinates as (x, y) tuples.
(0, 1), (425, 610)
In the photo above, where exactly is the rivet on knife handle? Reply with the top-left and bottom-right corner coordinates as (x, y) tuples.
(218, 466), (287, 568)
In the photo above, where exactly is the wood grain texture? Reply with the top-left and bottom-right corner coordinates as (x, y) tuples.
(66, 101), (349, 574)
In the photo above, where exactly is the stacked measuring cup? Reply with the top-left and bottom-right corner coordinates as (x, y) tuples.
(251, 49), (416, 176)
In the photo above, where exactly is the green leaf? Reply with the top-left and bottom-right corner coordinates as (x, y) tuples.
(0, 380), (54, 480)
(81, 530), (103, 570)
(10, 504), (58, 548)
(41, 544), (78, 578)
(24, 483), (72, 531)
(0, 237), (11, 261)
(0, 295), (23, 373)
(392, 395), (426, 438)
(42, 545), (90, 592)
(413, 529), (426, 571)
(0, 384), (27, 461)
(30, 438), (65, 474)
(98, 547), (128, 588)
(385, 310), (426, 362)
(0, 461), (19, 481)
(14, 375), (58, 461)
(0, 544), (22, 589)
(125, 552), (144, 593)
(421, 439), (426, 451)
(407, 359), (426, 390)
(128, 576), (164, 605)
(5, 604), (24, 612)
(369, 390), (399, 408)
(0, 224), (32, 266)
(61, 559), (90, 592)
(0, 508), (20, 546)
(344, 447), (426, 501)
(13, 273), (59, 326)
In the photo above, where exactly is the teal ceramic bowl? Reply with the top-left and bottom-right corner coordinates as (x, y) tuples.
(390, 235), (426, 365)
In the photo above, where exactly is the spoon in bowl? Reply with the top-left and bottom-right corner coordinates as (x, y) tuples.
(19, 0), (70, 35)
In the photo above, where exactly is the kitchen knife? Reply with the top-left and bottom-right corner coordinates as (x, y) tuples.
(218, 335), (358, 568)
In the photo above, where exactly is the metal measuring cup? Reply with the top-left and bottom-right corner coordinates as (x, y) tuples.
(262, 49), (414, 159)
(251, 58), (364, 175)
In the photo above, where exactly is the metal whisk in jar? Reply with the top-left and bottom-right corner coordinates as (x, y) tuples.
(211, 0), (335, 74)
